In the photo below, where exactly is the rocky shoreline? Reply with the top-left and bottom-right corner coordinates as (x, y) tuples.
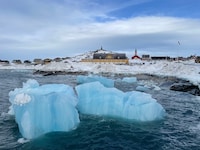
(170, 82), (200, 96)
(33, 70), (88, 76)
(33, 70), (200, 96)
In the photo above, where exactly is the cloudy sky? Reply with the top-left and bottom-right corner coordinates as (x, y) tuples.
(0, 0), (200, 60)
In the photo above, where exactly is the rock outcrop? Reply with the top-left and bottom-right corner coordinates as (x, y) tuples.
(170, 82), (200, 96)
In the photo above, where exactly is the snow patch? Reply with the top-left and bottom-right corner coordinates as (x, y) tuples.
(14, 93), (31, 106)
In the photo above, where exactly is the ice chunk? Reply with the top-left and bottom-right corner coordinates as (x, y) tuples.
(136, 86), (149, 92)
(77, 75), (114, 87)
(75, 82), (165, 122)
(22, 79), (39, 89)
(9, 79), (80, 139)
(8, 105), (14, 115)
(153, 85), (161, 91)
(122, 77), (137, 83)
(17, 138), (29, 144)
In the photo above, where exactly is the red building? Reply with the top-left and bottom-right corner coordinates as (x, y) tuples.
(132, 49), (141, 59)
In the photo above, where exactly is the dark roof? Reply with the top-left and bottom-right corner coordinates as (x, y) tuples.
(33, 59), (43, 62)
(113, 54), (127, 59)
(151, 56), (170, 60)
(12, 60), (22, 64)
(93, 53), (127, 59)
(24, 60), (31, 63)
(0, 60), (9, 64)
(93, 53), (107, 59)
(132, 56), (141, 59)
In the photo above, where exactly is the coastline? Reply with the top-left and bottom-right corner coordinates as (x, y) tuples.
(1, 59), (200, 88)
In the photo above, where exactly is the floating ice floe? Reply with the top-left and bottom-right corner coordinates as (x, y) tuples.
(137, 79), (161, 91)
(152, 85), (161, 91)
(122, 77), (137, 83)
(9, 79), (80, 139)
(136, 85), (149, 92)
(77, 75), (114, 87)
(76, 81), (166, 122)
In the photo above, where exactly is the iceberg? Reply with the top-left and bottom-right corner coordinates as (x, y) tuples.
(152, 85), (161, 91)
(75, 82), (165, 121)
(136, 85), (149, 92)
(122, 77), (137, 83)
(9, 79), (80, 139)
(77, 75), (114, 87)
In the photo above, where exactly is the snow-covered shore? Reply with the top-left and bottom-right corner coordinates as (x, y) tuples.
(1, 58), (200, 87)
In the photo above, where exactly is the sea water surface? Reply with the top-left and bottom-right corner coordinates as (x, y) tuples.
(0, 69), (200, 150)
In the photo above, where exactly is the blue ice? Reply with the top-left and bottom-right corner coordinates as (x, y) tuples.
(76, 82), (165, 121)
(136, 85), (149, 92)
(9, 79), (80, 139)
(122, 77), (137, 83)
(77, 75), (114, 87)
(9, 77), (166, 139)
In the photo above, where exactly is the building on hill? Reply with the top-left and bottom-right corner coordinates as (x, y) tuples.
(93, 53), (127, 60)
(93, 53), (107, 59)
(113, 53), (127, 59)
(93, 53), (127, 59)
(132, 49), (141, 59)
(43, 58), (52, 64)
(142, 54), (151, 60)
(195, 56), (200, 63)
(33, 59), (43, 65)
(82, 48), (129, 64)
(12, 60), (22, 64)
(24, 60), (32, 64)
(0, 60), (10, 65)
(54, 57), (62, 62)
(151, 56), (170, 60)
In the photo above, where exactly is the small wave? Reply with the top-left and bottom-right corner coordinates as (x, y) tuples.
(182, 110), (193, 115)
(196, 96), (200, 101)
(1, 112), (7, 117)
(11, 69), (33, 73)
(189, 124), (200, 132)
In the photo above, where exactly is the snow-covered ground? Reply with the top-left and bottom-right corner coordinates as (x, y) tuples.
(1, 51), (200, 87)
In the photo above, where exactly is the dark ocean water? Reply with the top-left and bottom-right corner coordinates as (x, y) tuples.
(0, 69), (200, 150)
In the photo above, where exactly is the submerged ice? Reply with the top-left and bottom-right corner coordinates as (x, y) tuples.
(9, 79), (80, 139)
(76, 82), (165, 121)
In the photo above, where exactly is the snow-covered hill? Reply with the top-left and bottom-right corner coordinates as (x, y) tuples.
(1, 50), (200, 87)
(70, 49), (113, 62)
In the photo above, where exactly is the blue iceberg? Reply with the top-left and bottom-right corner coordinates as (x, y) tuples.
(75, 82), (165, 121)
(136, 85), (149, 92)
(122, 77), (137, 83)
(9, 79), (80, 139)
(77, 75), (114, 87)
(9, 77), (166, 139)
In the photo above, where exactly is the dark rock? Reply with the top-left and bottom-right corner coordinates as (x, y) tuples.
(170, 82), (200, 96)
(33, 70), (88, 76)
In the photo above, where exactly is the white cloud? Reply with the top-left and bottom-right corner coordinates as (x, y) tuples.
(0, 0), (200, 60)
